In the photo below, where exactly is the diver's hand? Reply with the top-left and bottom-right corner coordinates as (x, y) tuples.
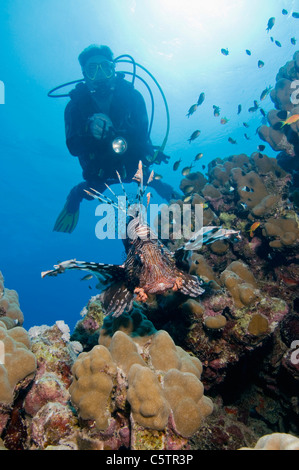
(89, 113), (113, 140)
(155, 150), (170, 164)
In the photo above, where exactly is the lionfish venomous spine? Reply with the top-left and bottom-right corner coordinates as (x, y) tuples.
(42, 162), (240, 317)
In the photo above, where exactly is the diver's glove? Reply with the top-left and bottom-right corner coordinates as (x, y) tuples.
(89, 113), (113, 140)
(152, 148), (171, 165)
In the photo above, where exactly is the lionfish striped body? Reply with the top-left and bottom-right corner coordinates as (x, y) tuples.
(42, 162), (240, 317)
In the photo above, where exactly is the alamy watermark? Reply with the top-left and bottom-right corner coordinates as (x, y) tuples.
(291, 80), (299, 105)
(0, 340), (4, 365)
(94, 197), (204, 247)
(0, 80), (4, 104)
(290, 340), (299, 365)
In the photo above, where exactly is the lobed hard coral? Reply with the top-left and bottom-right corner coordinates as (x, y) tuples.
(69, 328), (213, 442)
(262, 217), (299, 249)
(220, 261), (259, 308)
(0, 272), (24, 328)
(0, 322), (36, 405)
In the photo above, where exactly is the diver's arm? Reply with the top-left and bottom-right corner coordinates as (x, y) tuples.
(64, 101), (93, 156)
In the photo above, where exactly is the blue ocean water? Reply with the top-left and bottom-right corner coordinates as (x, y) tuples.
(0, 0), (298, 331)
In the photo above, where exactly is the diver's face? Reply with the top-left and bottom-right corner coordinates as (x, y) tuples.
(83, 55), (115, 89)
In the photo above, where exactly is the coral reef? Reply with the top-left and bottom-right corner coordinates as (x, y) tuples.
(258, 51), (299, 208)
(1, 54), (299, 453)
(258, 51), (299, 159)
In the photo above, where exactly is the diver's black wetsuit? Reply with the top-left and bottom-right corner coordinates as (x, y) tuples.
(63, 75), (174, 213)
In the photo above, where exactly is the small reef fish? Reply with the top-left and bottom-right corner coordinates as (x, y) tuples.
(213, 105), (221, 117)
(260, 108), (266, 117)
(184, 185), (195, 195)
(81, 274), (93, 281)
(249, 222), (261, 237)
(194, 153), (204, 161)
(291, 37), (297, 45)
(260, 85), (272, 101)
(266, 17), (275, 32)
(240, 202), (248, 210)
(199, 202), (209, 210)
(183, 195), (192, 203)
(220, 117), (229, 125)
(154, 173), (163, 180)
(243, 122), (250, 128)
(237, 104), (242, 114)
(221, 48), (229, 56)
(280, 114), (299, 127)
(197, 93), (205, 106)
(279, 275), (299, 287)
(182, 165), (193, 176)
(186, 104), (197, 117)
(245, 49), (252, 56)
(188, 130), (201, 143)
(258, 145), (266, 151)
(248, 101), (259, 113)
(228, 137), (237, 144)
(270, 37), (274, 42)
(241, 185), (254, 193)
(244, 133), (251, 140)
(173, 159), (182, 171)
(292, 12), (299, 19)
(282, 9), (288, 15)
(258, 60), (265, 68)
(275, 40), (282, 47)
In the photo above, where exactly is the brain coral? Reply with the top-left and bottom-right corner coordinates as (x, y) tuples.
(0, 322), (36, 404)
(69, 329), (213, 438)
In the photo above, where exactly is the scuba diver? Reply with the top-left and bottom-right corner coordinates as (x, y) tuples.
(53, 44), (176, 233)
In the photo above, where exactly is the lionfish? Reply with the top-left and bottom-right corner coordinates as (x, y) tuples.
(42, 162), (240, 317)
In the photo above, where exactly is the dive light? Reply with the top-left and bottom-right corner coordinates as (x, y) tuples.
(112, 137), (128, 154)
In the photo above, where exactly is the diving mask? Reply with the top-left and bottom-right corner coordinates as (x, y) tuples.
(84, 59), (115, 81)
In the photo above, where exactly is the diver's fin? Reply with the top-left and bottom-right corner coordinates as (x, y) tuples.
(41, 259), (125, 286)
(53, 206), (80, 233)
(100, 282), (134, 317)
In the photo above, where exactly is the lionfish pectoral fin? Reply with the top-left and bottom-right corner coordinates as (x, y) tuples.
(179, 273), (205, 297)
(182, 226), (241, 251)
(101, 282), (134, 317)
(41, 259), (125, 284)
